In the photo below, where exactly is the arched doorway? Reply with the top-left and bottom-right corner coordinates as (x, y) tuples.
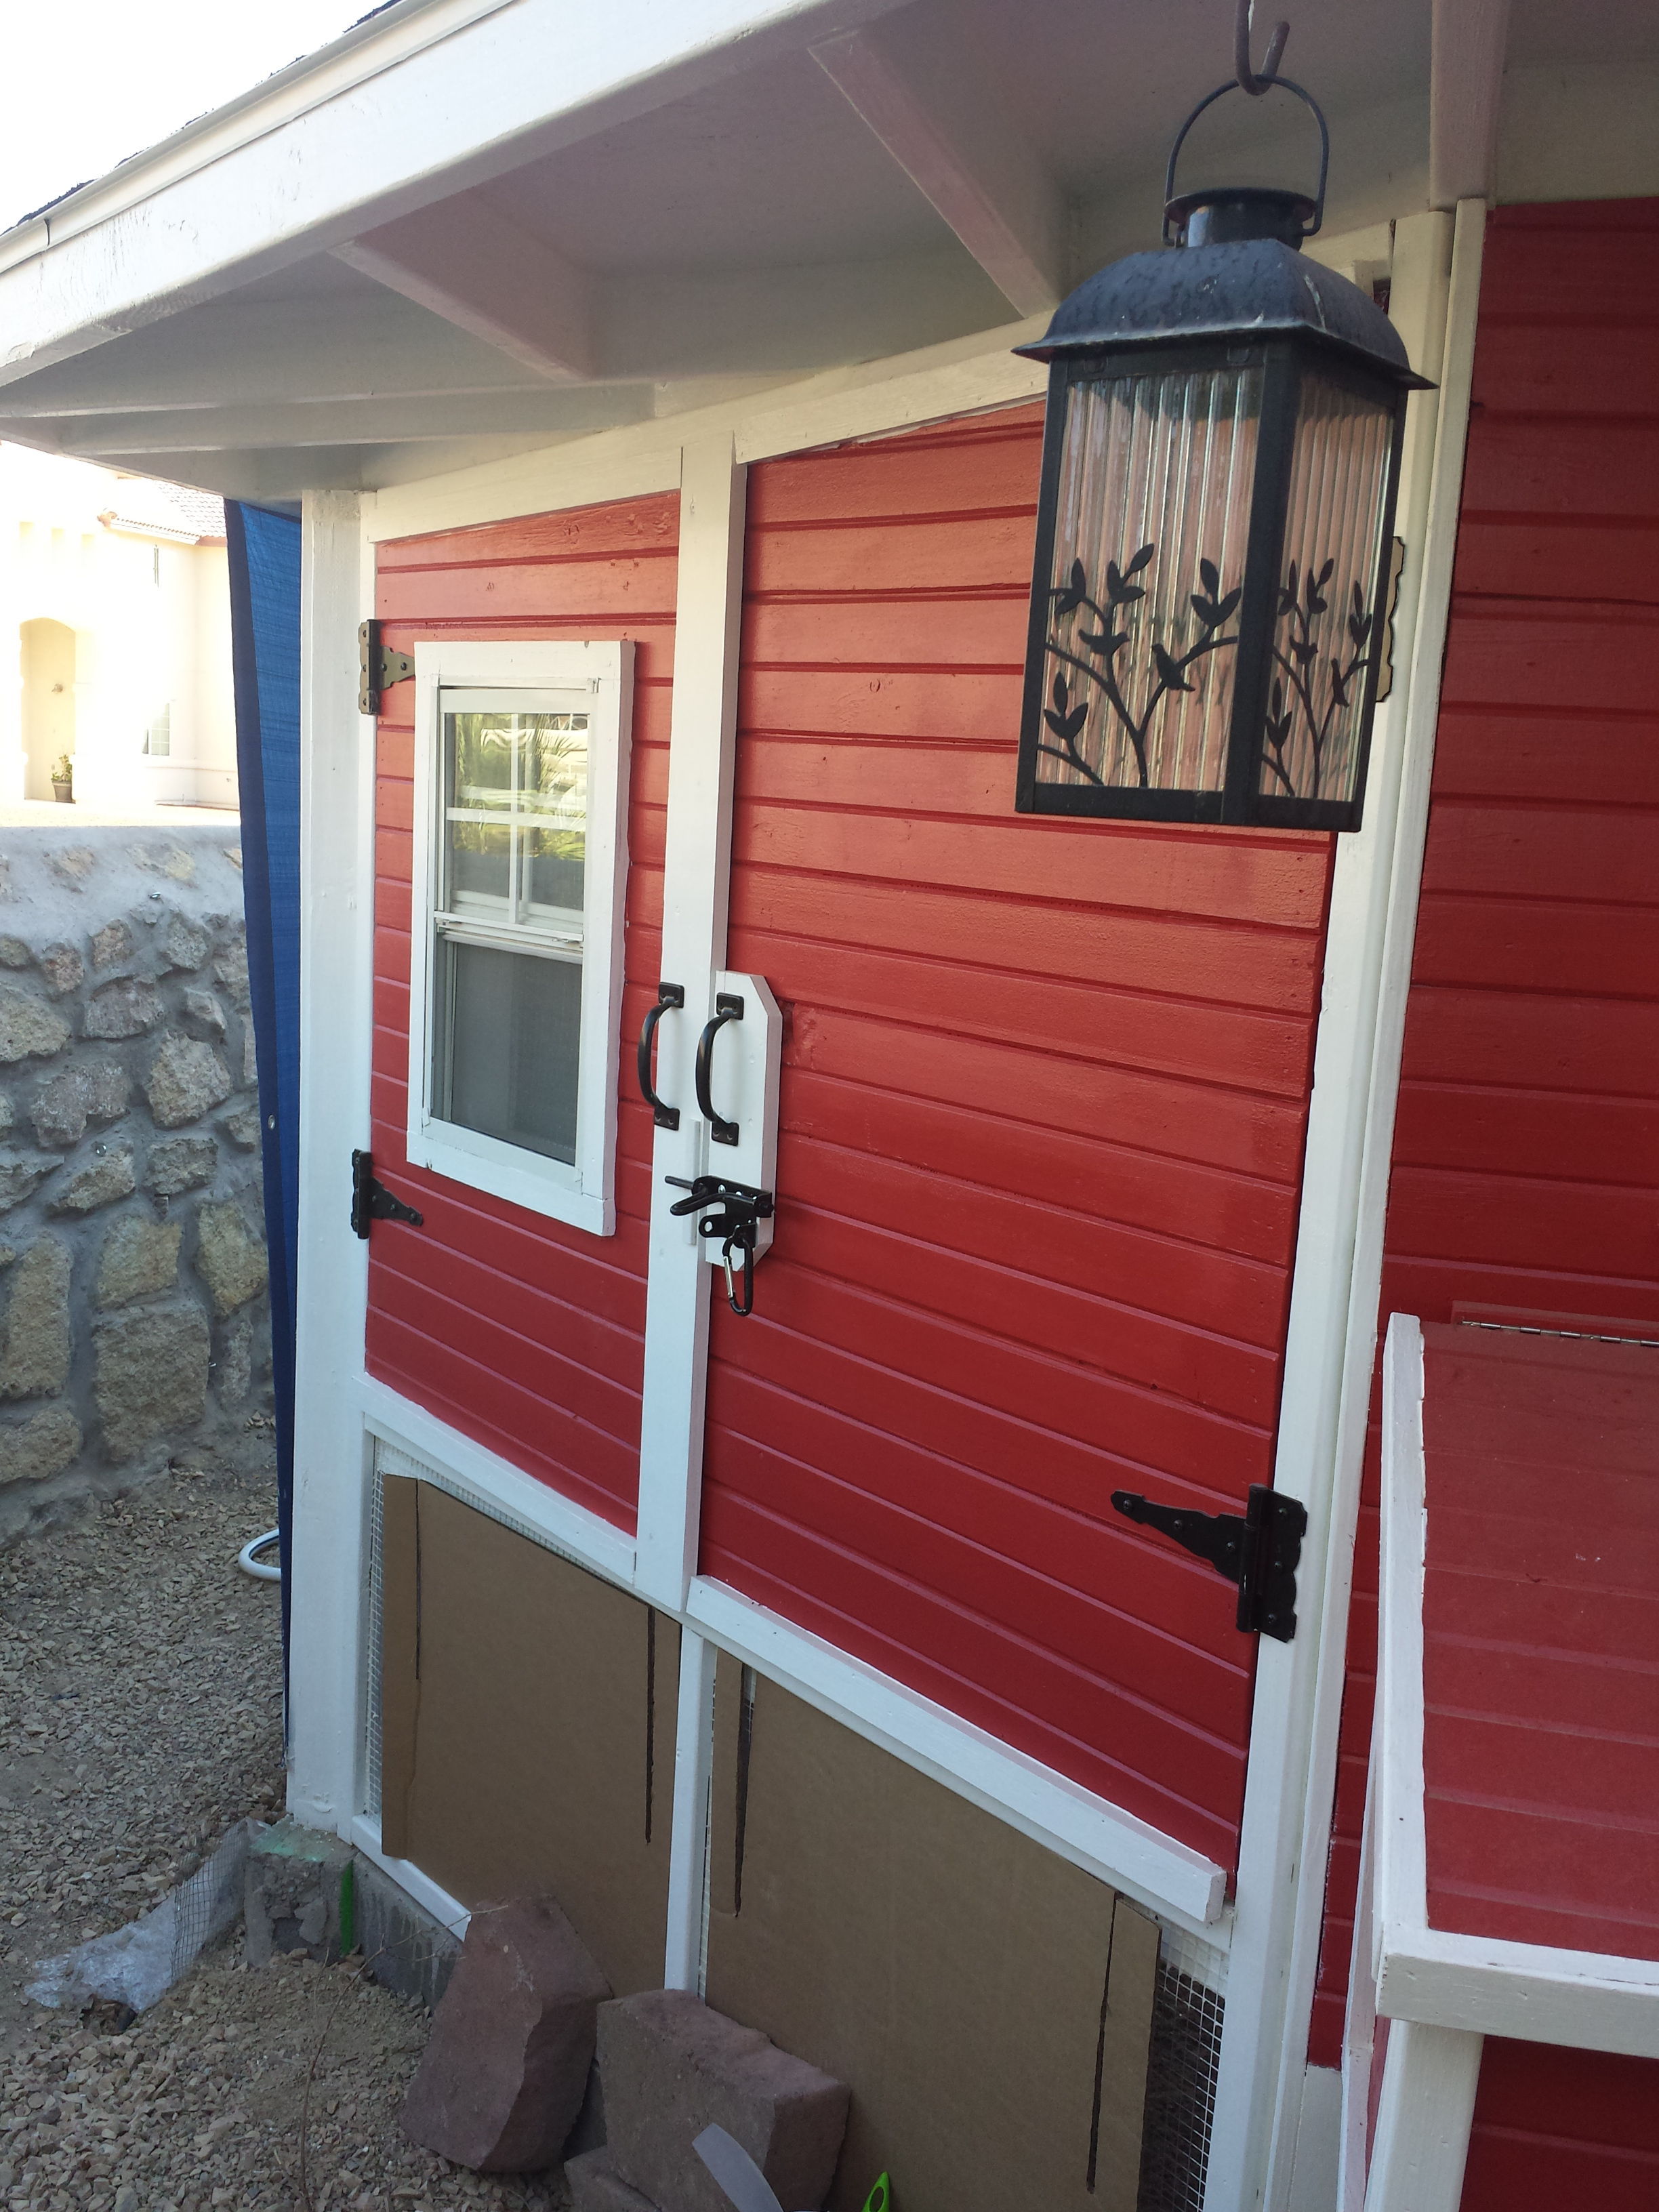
(21, 619), (78, 801)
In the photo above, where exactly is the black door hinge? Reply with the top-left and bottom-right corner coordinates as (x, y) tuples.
(1111, 1483), (1307, 1641)
(351, 1149), (424, 1239)
(359, 619), (414, 715)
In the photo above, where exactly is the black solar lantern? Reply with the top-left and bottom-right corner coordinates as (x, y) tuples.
(1015, 68), (1429, 832)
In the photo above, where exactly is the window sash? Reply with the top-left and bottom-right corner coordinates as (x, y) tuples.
(406, 652), (630, 1239)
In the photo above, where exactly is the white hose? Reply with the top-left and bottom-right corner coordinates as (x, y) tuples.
(238, 1529), (282, 1582)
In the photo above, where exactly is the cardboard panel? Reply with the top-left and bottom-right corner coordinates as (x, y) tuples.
(705, 1658), (1158, 2212)
(381, 1481), (677, 1996)
(377, 1471), (422, 1858)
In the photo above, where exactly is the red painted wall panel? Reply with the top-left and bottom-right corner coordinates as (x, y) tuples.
(1308, 201), (1659, 2085)
(1460, 2039), (1659, 2212)
(699, 407), (1336, 1870)
(365, 494), (678, 1530)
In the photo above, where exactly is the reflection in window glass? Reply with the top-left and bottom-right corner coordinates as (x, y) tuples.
(443, 711), (588, 928)
(435, 937), (582, 1162)
(432, 700), (592, 1169)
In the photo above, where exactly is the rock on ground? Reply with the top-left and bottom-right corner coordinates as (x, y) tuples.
(0, 1469), (571, 2212)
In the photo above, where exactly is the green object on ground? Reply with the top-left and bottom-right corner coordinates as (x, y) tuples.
(862, 2176), (891, 2212)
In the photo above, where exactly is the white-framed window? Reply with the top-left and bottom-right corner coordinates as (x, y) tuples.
(407, 640), (633, 1236)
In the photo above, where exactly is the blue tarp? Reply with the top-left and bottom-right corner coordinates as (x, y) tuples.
(224, 502), (302, 1694)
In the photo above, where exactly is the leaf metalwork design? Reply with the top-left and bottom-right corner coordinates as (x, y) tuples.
(1039, 541), (1241, 789)
(1270, 554), (1380, 798)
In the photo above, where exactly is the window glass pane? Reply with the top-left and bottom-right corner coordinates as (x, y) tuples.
(443, 707), (588, 928)
(447, 712), (515, 806)
(435, 939), (581, 1164)
(520, 714), (588, 923)
(524, 825), (586, 918)
(1038, 363), (1262, 796)
(447, 820), (512, 910)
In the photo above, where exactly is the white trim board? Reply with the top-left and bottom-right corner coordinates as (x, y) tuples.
(360, 1373), (637, 1590)
(686, 1576), (1227, 1935)
(350, 1814), (473, 1941)
(1204, 203), (1477, 2212)
(365, 319), (1048, 544)
(1361, 2020), (1482, 2212)
(1373, 1313), (1659, 2062)
(353, 1367), (1229, 1936)
(285, 492), (380, 1841)
(634, 435), (747, 1612)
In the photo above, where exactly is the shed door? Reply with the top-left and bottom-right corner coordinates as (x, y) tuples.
(691, 409), (1336, 1872)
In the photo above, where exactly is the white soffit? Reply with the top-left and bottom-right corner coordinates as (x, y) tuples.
(0, 0), (1652, 498)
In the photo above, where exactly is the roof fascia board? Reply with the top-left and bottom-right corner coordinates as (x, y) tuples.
(0, 0), (515, 272)
(0, 0), (906, 390)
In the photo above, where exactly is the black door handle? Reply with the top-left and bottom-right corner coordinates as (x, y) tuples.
(695, 993), (743, 1146)
(637, 983), (684, 1129)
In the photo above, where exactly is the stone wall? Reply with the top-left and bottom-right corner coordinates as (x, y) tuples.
(0, 825), (272, 1543)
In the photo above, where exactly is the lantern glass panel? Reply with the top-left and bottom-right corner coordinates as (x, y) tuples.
(1261, 371), (1393, 808)
(1037, 361), (1261, 798)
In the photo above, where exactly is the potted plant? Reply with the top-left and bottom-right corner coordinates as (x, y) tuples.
(50, 754), (73, 804)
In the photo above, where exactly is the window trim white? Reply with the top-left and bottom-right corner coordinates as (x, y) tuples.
(407, 638), (633, 1236)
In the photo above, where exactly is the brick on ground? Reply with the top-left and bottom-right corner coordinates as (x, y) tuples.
(599, 1988), (848, 2212)
(401, 1896), (611, 2173)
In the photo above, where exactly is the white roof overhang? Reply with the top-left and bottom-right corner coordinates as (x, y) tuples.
(0, 0), (1654, 501)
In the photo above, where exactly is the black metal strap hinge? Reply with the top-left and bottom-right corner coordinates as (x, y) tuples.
(351, 1149), (424, 1239)
(359, 619), (414, 715)
(1111, 1482), (1307, 1641)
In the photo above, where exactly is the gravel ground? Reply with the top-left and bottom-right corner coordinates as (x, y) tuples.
(0, 1467), (571, 2212)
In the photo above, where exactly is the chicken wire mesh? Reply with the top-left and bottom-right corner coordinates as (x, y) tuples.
(1136, 1925), (1227, 2212)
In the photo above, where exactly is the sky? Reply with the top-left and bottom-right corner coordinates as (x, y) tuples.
(2, 0), (373, 232)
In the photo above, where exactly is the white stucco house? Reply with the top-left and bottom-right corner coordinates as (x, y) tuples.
(0, 447), (236, 809)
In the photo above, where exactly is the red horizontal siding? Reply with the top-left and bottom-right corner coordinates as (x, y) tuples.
(1460, 2039), (1659, 2212)
(699, 407), (1336, 1870)
(1310, 201), (1659, 2112)
(365, 493), (679, 1531)
(1420, 1328), (1659, 1962)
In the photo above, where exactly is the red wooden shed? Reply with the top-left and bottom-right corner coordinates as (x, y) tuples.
(0, 4), (1652, 2207)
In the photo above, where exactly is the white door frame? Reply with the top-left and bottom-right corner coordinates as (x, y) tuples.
(1204, 199), (1488, 2212)
(286, 489), (377, 1835)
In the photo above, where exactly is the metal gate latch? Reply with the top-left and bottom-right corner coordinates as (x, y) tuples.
(1111, 1483), (1307, 1641)
(665, 1175), (775, 1317)
(351, 1149), (424, 1239)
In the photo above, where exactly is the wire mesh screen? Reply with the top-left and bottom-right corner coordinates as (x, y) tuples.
(1136, 1929), (1227, 2212)
(363, 1456), (384, 1820)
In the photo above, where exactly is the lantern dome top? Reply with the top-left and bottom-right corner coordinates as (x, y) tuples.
(1015, 237), (1428, 388)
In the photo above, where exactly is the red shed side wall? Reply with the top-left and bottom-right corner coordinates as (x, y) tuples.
(1460, 2039), (1659, 2212)
(1309, 199), (1659, 2090)
(367, 495), (678, 1531)
(700, 407), (1335, 1870)
(363, 413), (1343, 1872)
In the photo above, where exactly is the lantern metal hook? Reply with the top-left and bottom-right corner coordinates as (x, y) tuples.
(1235, 0), (1290, 95)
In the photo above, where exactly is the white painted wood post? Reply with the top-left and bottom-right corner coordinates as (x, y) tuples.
(285, 491), (378, 1835)
(1364, 2022), (1483, 2212)
(663, 1626), (718, 1991)
(1206, 201), (1488, 2212)
(634, 436), (747, 1612)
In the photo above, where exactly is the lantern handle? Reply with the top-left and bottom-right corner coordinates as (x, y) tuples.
(1235, 0), (1290, 96)
(1162, 76), (1330, 245)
